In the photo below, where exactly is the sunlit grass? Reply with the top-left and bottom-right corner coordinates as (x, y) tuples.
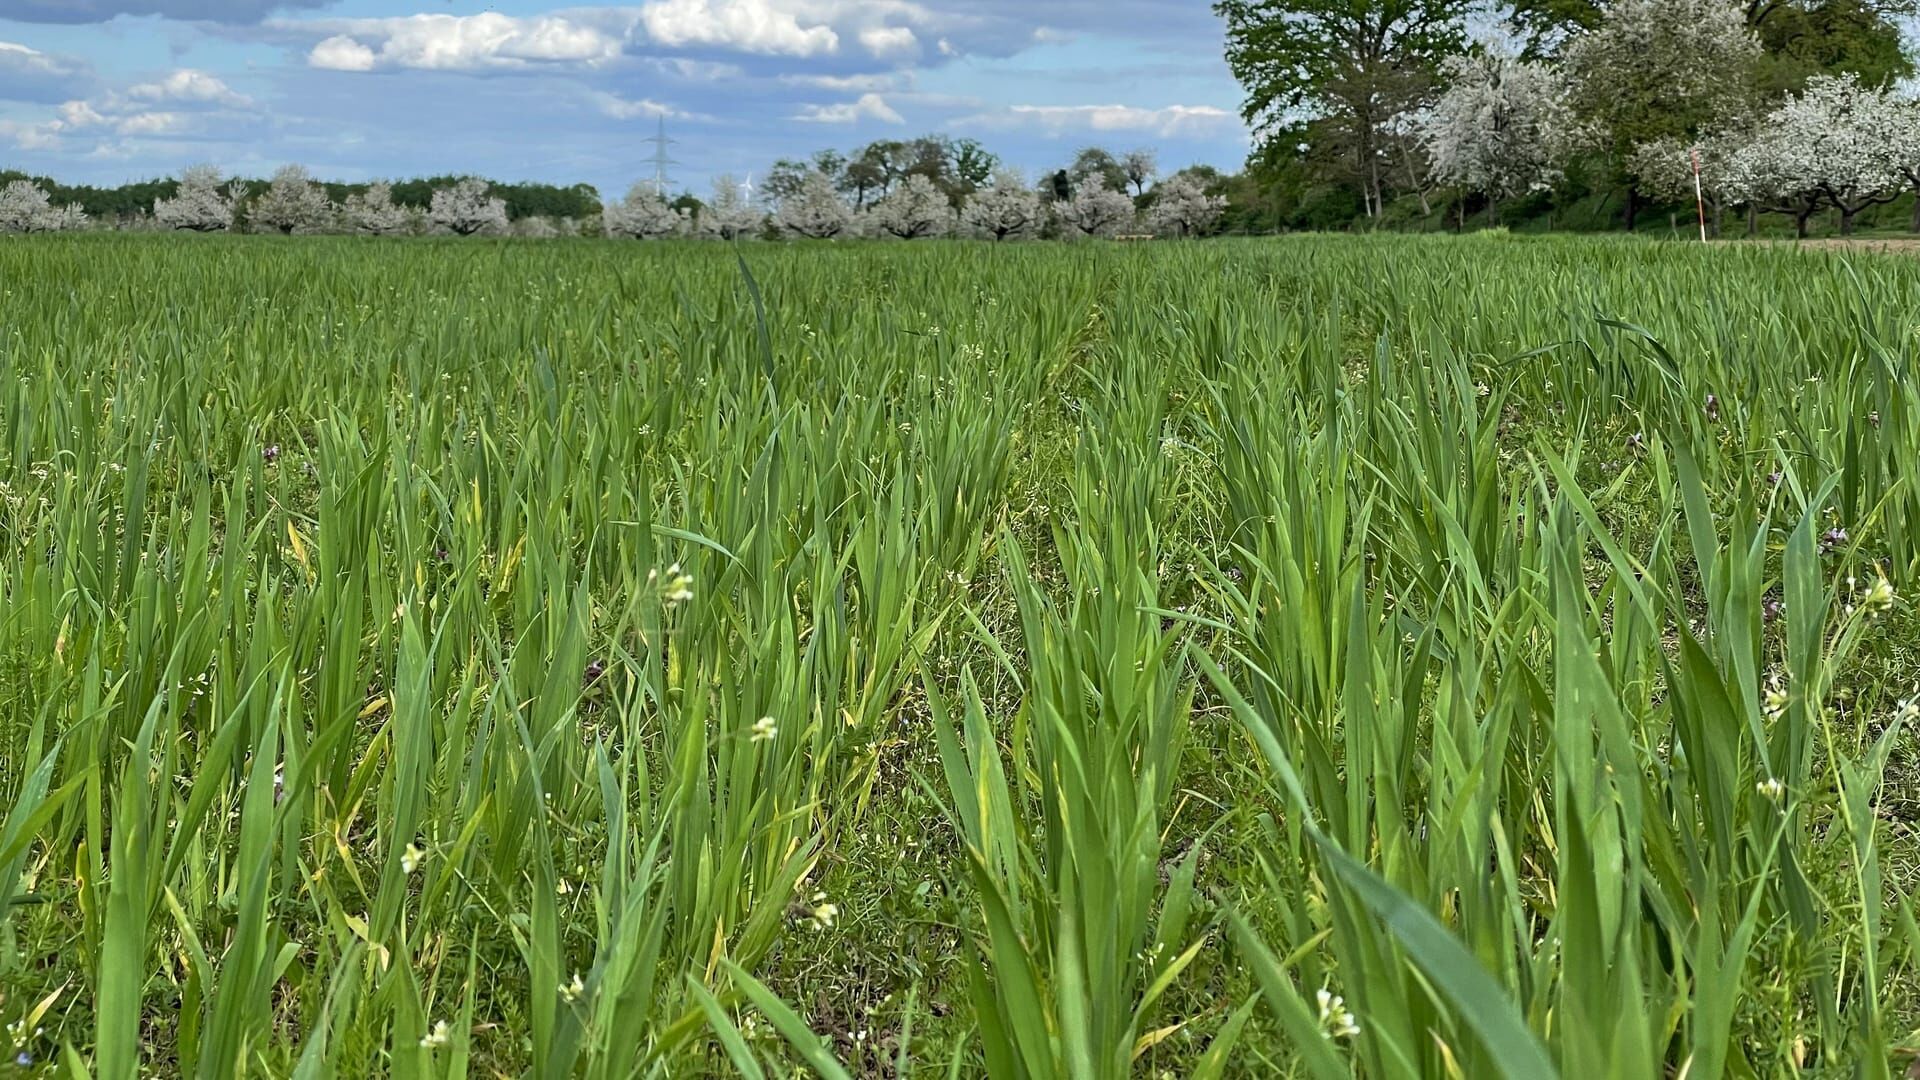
(2, 232), (1919, 1077)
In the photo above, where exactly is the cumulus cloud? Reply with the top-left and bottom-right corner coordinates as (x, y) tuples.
(128, 68), (254, 107)
(3, 67), (256, 151)
(0, 41), (96, 103)
(794, 92), (903, 124)
(587, 90), (708, 121)
(283, 13), (624, 73)
(960, 103), (1238, 138)
(637, 0), (840, 57)
(309, 36), (376, 72)
(780, 71), (907, 92)
(858, 24), (918, 57)
(0, 0), (326, 24)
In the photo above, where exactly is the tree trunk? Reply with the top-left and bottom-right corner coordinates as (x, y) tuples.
(1840, 206), (1855, 236)
(1624, 184), (1639, 232)
(1910, 183), (1919, 233)
(1747, 205), (1758, 237)
(1795, 206), (1812, 239)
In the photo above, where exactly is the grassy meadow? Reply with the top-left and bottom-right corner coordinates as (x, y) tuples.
(4, 232), (1920, 1077)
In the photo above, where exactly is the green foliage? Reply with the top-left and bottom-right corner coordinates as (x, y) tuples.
(1, 234), (1920, 1078)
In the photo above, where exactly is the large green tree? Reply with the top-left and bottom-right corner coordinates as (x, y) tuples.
(1510, 0), (1913, 84)
(1217, 0), (1473, 218)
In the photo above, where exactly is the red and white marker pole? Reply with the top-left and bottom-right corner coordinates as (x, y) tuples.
(1691, 146), (1708, 242)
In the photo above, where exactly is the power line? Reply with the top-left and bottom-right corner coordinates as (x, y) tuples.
(644, 114), (679, 194)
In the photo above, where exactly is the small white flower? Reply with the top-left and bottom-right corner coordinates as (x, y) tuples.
(1316, 988), (1360, 1039)
(1756, 776), (1786, 801)
(401, 842), (427, 875)
(751, 716), (778, 743)
(559, 972), (585, 1003)
(419, 1020), (452, 1049)
(1863, 573), (1896, 613)
(809, 895), (839, 930)
(1763, 680), (1789, 721)
(657, 562), (695, 605)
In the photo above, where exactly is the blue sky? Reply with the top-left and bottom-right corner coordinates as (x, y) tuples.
(0, 0), (1249, 196)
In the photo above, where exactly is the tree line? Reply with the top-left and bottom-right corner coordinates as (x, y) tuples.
(0, 138), (1228, 240)
(1217, 0), (1920, 234)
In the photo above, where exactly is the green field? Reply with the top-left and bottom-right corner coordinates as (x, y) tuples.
(3, 233), (1920, 1077)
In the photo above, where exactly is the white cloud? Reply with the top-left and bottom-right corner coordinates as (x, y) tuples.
(309, 35), (376, 72)
(588, 90), (707, 121)
(0, 41), (96, 104)
(112, 111), (188, 135)
(642, 56), (746, 80)
(279, 13), (624, 73)
(794, 91), (903, 123)
(4, 66), (256, 151)
(127, 69), (252, 107)
(638, 0), (840, 57)
(858, 24), (917, 57)
(961, 103), (1238, 137)
(0, 41), (83, 76)
(780, 71), (906, 92)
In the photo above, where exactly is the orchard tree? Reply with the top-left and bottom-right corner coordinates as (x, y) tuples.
(1736, 73), (1903, 234)
(1563, 0), (1762, 228)
(0, 179), (87, 232)
(695, 175), (764, 239)
(343, 181), (412, 235)
(429, 178), (509, 236)
(511, 216), (560, 239)
(154, 164), (239, 232)
(1068, 148), (1129, 195)
(1421, 49), (1581, 221)
(1121, 150), (1158, 197)
(1864, 88), (1920, 231)
(775, 171), (852, 239)
(960, 170), (1043, 240)
(864, 174), (951, 238)
(251, 164), (335, 235)
(1218, 0), (1472, 217)
(1144, 174), (1227, 236)
(1136, 172), (1228, 234)
(1511, 0), (1914, 88)
(604, 183), (687, 238)
(1058, 183), (1136, 237)
(1629, 130), (1755, 235)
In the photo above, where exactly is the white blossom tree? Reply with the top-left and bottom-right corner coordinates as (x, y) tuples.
(863, 174), (952, 238)
(774, 171), (852, 239)
(1563, 0), (1761, 229)
(250, 164), (336, 235)
(343, 181), (413, 235)
(1057, 183), (1135, 238)
(1121, 149), (1158, 197)
(429, 177), (510, 236)
(960, 170), (1043, 241)
(604, 183), (688, 239)
(0, 180), (87, 233)
(511, 216), (560, 239)
(1866, 90), (1920, 233)
(695, 175), (764, 239)
(1421, 49), (1581, 221)
(1629, 131), (1753, 236)
(1732, 74), (1904, 236)
(1144, 174), (1227, 237)
(154, 164), (239, 232)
